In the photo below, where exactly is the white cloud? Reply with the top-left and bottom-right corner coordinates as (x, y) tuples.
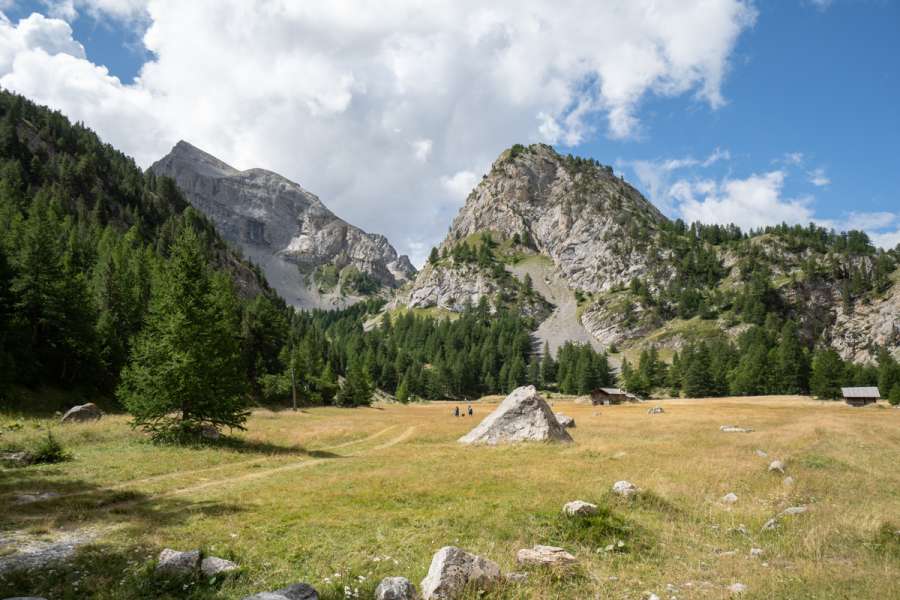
(781, 151), (804, 166)
(623, 147), (732, 212)
(0, 1), (756, 266)
(807, 0), (833, 11)
(871, 229), (900, 250)
(808, 167), (830, 187)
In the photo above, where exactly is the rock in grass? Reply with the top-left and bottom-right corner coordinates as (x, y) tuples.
(0, 451), (34, 468)
(612, 480), (639, 498)
(201, 556), (239, 577)
(242, 583), (318, 600)
(755, 449), (768, 458)
(783, 476), (796, 487)
(768, 460), (786, 473)
(721, 492), (738, 504)
(563, 500), (598, 516)
(750, 548), (764, 557)
(647, 406), (664, 414)
(420, 546), (500, 600)
(761, 506), (808, 531)
(375, 577), (417, 600)
(720, 425), (753, 433)
(199, 424), (221, 440)
(60, 403), (102, 423)
(155, 548), (200, 577)
(458, 386), (572, 445)
(728, 582), (747, 595)
(516, 545), (576, 567)
(556, 414), (575, 428)
(505, 572), (528, 583)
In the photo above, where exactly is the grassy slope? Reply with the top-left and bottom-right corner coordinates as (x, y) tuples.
(1, 398), (899, 599)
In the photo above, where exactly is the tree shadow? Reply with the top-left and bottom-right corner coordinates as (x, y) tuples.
(210, 436), (341, 458)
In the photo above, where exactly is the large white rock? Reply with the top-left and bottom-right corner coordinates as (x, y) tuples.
(516, 545), (576, 567)
(458, 386), (573, 445)
(612, 480), (639, 498)
(242, 583), (318, 600)
(60, 403), (102, 423)
(420, 546), (501, 600)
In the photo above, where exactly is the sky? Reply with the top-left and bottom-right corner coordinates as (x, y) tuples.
(0, 1), (897, 266)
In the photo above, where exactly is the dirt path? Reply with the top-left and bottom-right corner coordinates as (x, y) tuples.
(507, 259), (603, 354)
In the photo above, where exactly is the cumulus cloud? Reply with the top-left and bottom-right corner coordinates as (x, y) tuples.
(808, 167), (830, 187)
(0, 2), (757, 265)
(623, 148), (732, 212)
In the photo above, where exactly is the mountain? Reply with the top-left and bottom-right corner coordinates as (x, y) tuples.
(399, 143), (900, 364)
(151, 141), (415, 308)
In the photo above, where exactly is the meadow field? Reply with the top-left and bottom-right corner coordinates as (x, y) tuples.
(1, 396), (899, 599)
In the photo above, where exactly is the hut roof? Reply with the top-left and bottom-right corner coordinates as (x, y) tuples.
(841, 387), (880, 398)
(597, 387), (625, 395)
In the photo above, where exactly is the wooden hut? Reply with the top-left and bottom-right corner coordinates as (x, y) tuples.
(841, 386), (880, 407)
(590, 387), (630, 405)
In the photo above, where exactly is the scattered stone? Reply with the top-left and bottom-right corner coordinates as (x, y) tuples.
(375, 576), (417, 600)
(420, 546), (501, 599)
(782, 506), (808, 516)
(666, 583), (678, 593)
(0, 452), (34, 468)
(647, 406), (664, 414)
(612, 480), (639, 498)
(458, 386), (573, 445)
(242, 583), (319, 600)
(644, 594), (660, 600)
(750, 548), (764, 558)
(0, 529), (102, 575)
(516, 545), (576, 567)
(199, 424), (221, 440)
(720, 425), (753, 433)
(13, 492), (60, 504)
(505, 572), (528, 583)
(716, 550), (737, 557)
(755, 449), (768, 458)
(762, 506), (808, 531)
(721, 493), (738, 504)
(155, 549), (200, 577)
(60, 403), (102, 424)
(731, 525), (750, 536)
(728, 582), (747, 595)
(555, 414), (575, 428)
(200, 556), (239, 577)
(563, 500), (598, 517)
(782, 476), (795, 487)
(768, 460), (785, 473)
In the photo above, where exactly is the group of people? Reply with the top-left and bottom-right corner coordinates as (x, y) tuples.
(453, 405), (474, 417)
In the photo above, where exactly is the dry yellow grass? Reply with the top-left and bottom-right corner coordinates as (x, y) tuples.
(1, 396), (899, 599)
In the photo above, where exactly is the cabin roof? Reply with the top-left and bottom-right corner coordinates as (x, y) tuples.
(841, 386), (880, 398)
(595, 387), (625, 395)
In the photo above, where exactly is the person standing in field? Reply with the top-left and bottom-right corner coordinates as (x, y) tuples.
(467, 405), (473, 416)
(454, 406), (460, 417)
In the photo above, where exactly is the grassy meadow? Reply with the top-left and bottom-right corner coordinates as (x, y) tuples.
(1, 396), (899, 599)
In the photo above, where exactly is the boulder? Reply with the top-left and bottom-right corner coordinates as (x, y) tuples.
(720, 425), (753, 433)
(563, 500), (598, 517)
(555, 414), (575, 428)
(242, 583), (319, 600)
(60, 403), (102, 424)
(516, 545), (576, 567)
(375, 577), (417, 600)
(611, 480), (639, 498)
(201, 556), (239, 577)
(155, 548), (200, 577)
(420, 546), (501, 600)
(647, 406), (664, 414)
(768, 460), (785, 473)
(458, 386), (572, 445)
(721, 493), (738, 504)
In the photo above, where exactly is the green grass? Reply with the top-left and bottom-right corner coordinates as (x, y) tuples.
(1, 397), (899, 598)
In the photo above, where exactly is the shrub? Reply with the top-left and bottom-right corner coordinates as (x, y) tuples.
(31, 431), (72, 464)
(889, 385), (900, 406)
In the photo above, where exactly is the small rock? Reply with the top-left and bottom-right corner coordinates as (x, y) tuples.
(200, 556), (239, 577)
(647, 406), (664, 414)
(762, 506), (808, 531)
(755, 449), (768, 458)
(155, 549), (200, 577)
(505, 572), (528, 583)
(768, 460), (785, 473)
(721, 493), (738, 504)
(731, 525), (749, 536)
(0, 451), (34, 468)
(555, 414), (575, 428)
(200, 424), (221, 440)
(782, 506), (807, 516)
(14, 491), (60, 504)
(612, 480), (638, 497)
(60, 403), (102, 423)
(242, 583), (319, 600)
(563, 500), (598, 516)
(375, 576), (417, 600)
(666, 583), (678, 592)
(644, 594), (660, 600)
(750, 548), (764, 557)
(782, 476), (795, 487)
(420, 546), (500, 599)
(516, 545), (576, 567)
(761, 517), (779, 531)
(728, 582), (747, 595)
(720, 425), (753, 433)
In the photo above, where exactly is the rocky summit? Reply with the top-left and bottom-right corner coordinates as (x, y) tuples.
(151, 141), (415, 309)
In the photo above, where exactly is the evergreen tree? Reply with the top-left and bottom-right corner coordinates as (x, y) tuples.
(395, 376), (410, 403)
(428, 246), (440, 264)
(117, 227), (248, 440)
(540, 341), (556, 386)
(809, 347), (845, 400)
(889, 384), (900, 406)
(876, 348), (900, 399)
(336, 358), (373, 407)
(775, 320), (809, 393)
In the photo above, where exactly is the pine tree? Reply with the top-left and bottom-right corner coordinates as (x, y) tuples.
(117, 227), (248, 440)
(527, 354), (541, 387)
(809, 347), (845, 400)
(889, 384), (900, 406)
(428, 246), (440, 264)
(776, 320), (808, 393)
(540, 341), (556, 386)
(336, 358), (373, 407)
(395, 376), (410, 403)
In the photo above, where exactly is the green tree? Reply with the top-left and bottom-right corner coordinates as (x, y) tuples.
(428, 247), (440, 264)
(117, 227), (248, 440)
(775, 320), (809, 394)
(809, 347), (845, 400)
(395, 376), (410, 403)
(540, 341), (556, 387)
(889, 384), (900, 406)
(337, 359), (373, 407)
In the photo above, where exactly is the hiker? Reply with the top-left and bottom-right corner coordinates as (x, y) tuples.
(467, 405), (473, 416)
(454, 406), (460, 417)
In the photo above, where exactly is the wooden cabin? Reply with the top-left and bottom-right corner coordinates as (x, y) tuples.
(841, 386), (880, 407)
(590, 387), (630, 405)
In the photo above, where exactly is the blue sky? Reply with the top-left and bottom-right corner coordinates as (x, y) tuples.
(1, 1), (898, 261)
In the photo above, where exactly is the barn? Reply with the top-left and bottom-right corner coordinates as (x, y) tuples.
(841, 386), (880, 407)
(590, 387), (630, 405)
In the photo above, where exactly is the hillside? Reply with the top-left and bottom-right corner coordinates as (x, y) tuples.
(401, 144), (900, 366)
(151, 142), (416, 309)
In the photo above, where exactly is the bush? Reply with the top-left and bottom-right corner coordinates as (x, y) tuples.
(31, 431), (72, 464)
(889, 385), (900, 406)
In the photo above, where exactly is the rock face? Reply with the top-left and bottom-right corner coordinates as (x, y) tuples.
(60, 403), (102, 423)
(375, 576), (418, 600)
(516, 545), (576, 567)
(420, 546), (501, 600)
(152, 141), (415, 309)
(458, 386), (573, 445)
(242, 583), (319, 600)
(563, 500), (598, 517)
